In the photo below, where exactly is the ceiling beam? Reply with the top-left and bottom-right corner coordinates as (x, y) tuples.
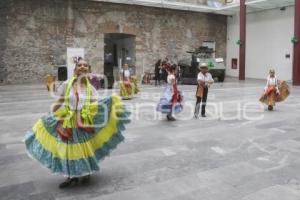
(91, 0), (295, 15)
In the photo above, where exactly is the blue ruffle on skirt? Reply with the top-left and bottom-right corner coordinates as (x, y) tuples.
(156, 85), (183, 114)
(24, 96), (130, 178)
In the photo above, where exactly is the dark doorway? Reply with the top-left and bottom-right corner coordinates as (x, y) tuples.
(104, 33), (136, 88)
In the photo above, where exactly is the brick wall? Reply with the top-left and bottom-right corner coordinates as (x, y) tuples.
(0, 0), (227, 84)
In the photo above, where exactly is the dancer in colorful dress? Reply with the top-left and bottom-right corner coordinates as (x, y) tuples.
(194, 63), (214, 118)
(259, 69), (290, 111)
(24, 59), (130, 188)
(120, 64), (134, 99)
(157, 64), (183, 121)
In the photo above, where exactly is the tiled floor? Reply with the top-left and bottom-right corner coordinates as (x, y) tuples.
(1, 78), (300, 200)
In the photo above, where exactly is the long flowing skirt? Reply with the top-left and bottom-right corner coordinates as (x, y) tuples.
(120, 82), (134, 99)
(259, 81), (290, 106)
(157, 85), (183, 114)
(130, 76), (139, 94)
(24, 95), (130, 178)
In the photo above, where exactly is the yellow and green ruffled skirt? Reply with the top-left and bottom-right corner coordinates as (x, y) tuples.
(130, 76), (140, 94)
(24, 95), (130, 178)
(120, 81), (134, 99)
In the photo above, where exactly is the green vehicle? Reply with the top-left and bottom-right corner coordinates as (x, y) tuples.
(178, 46), (226, 84)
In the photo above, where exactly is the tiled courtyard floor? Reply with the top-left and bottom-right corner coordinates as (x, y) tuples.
(1, 78), (300, 200)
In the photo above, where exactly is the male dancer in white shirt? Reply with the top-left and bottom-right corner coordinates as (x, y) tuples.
(194, 63), (214, 118)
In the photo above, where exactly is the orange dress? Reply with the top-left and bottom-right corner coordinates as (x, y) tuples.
(259, 76), (290, 106)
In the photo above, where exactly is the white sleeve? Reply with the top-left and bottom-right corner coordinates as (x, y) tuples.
(167, 75), (175, 84)
(266, 76), (270, 87)
(126, 70), (130, 77)
(264, 77), (269, 91)
(197, 73), (203, 82)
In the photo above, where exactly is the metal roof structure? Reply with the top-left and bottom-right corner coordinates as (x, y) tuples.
(93, 0), (295, 15)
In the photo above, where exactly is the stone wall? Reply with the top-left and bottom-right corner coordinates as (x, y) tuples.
(0, 0), (10, 83)
(0, 0), (227, 84)
(1, 0), (69, 84)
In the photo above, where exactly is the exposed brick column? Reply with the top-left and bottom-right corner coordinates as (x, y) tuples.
(293, 0), (300, 85)
(239, 0), (246, 80)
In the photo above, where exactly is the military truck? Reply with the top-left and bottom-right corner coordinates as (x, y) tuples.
(178, 46), (226, 84)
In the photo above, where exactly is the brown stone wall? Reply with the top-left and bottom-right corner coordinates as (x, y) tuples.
(1, 0), (69, 84)
(0, 0), (11, 83)
(0, 0), (227, 84)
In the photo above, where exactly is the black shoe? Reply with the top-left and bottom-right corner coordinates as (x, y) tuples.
(201, 114), (206, 118)
(167, 114), (176, 121)
(59, 178), (79, 189)
(169, 116), (176, 121)
(268, 105), (273, 111)
(167, 114), (171, 120)
(81, 175), (91, 185)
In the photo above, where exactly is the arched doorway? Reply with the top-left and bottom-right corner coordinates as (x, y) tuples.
(104, 33), (136, 88)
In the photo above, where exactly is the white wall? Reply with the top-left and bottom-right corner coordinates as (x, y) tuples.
(226, 6), (294, 80)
